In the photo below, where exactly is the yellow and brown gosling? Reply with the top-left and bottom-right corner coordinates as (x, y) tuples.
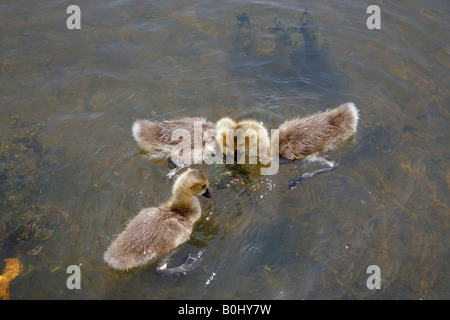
(271, 102), (359, 161)
(104, 169), (212, 275)
(132, 117), (216, 166)
(217, 102), (359, 188)
(133, 116), (238, 179)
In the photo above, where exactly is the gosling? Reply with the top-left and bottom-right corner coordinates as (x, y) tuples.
(272, 102), (359, 161)
(217, 102), (359, 188)
(233, 119), (271, 164)
(273, 102), (359, 188)
(104, 169), (212, 275)
(132, 117), (216, 166)
(133, 116), (237, 179)
(215, 116), (237, 154)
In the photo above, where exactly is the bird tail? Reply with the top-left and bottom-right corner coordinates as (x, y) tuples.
(331, 102), (359, 133)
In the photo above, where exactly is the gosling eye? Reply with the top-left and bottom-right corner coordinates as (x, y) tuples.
(202, 184), (206, 188)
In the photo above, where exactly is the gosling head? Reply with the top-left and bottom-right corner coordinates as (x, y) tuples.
(215, 117), (237, 157)
(234, 120), (271, 163)
(172, 169), (212, 198)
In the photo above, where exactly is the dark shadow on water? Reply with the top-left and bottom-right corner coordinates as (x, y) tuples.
(233, 10), (341, 95)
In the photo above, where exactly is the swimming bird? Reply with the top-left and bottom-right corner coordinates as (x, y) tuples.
(132, 117), (216, 166)
(217, 102), (359, 188)
(233, 119), (272, 164)
(215, 116), (237, 158)
(103, 169), (212, 276)
(132, 116), (237, 179)
(271, 102), (359, 161)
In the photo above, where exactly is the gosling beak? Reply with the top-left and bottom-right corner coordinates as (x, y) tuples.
(202, 188), (212, 198)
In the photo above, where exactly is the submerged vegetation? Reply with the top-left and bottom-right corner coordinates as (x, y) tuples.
(0, 120), (70, 289)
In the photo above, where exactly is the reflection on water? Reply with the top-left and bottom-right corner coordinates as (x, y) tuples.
(0, 0), (448, 299)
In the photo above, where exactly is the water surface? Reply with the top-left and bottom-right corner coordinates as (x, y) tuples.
(0, 0), (448, 299)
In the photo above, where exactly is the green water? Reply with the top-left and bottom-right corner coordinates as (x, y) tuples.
(0, 0), (448, 299)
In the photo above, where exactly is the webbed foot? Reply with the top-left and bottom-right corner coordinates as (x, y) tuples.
(164, 170), (176, 182)
(288, 177), (303, 190)
(178, 251), (204, 273)
(156, 251), (204, 277)
(288, 159), (338, 190)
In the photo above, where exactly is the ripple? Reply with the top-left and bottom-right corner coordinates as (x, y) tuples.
(0, 0), (448, 299)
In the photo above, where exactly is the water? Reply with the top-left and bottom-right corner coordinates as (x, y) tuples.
(0, 0), (448, 299)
